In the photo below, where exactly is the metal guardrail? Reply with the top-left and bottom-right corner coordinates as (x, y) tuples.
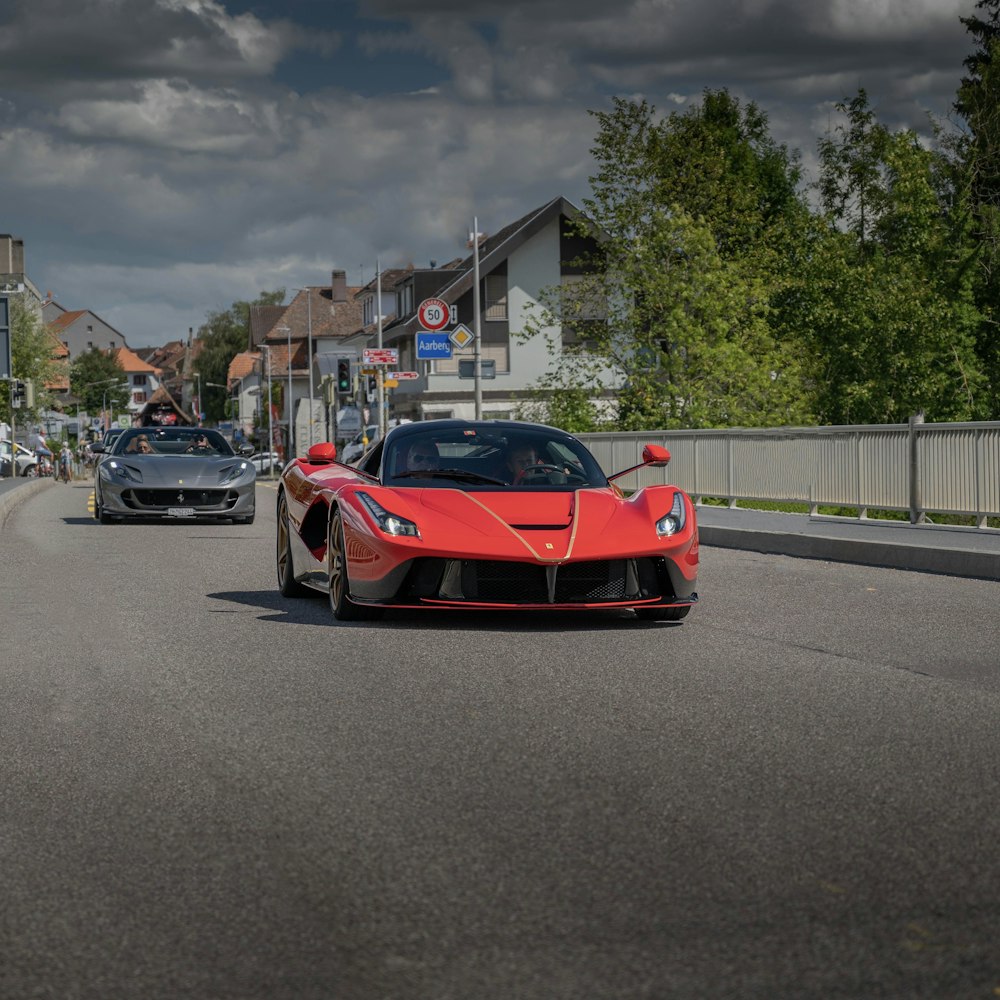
(580, 418), (1000, 527)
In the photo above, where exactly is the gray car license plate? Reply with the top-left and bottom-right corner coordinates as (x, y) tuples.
(167, 506), (196, 517)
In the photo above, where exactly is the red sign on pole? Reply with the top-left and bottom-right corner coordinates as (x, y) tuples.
(388, 371), (419, 380)
(363, 348), (398, 365)
(417, 298), (450, 331)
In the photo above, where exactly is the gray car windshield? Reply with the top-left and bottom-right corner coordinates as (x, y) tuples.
(114, 429), (234, 457)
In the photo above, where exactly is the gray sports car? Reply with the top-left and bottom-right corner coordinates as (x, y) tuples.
(92, 426), (256, 524)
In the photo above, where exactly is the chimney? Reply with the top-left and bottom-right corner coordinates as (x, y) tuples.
(331, 269), (347, 303)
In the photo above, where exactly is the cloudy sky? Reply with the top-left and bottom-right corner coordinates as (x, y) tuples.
(0, 0), (978, 346)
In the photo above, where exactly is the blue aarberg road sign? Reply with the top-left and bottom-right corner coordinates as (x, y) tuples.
(415, 331), (453, 360)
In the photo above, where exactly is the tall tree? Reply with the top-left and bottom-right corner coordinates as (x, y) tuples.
(955, 0), (1000, 414)
(1, 297), (62, 427)
(520, 93), (813, 430)
(789, 91), (985, 423)
(195, 291), (283, 422)
(69, 348), (130, 416)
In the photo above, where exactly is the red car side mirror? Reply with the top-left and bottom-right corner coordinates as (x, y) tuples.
(642, 444), (671, 466)
(306, 442), (338, 464)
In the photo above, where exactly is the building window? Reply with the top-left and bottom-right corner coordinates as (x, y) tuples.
(560, 275), (607, 349)
(133, 392), (147, 404)
(363, 296), (373, 327)
(433, 342), (509, 374)
(484, 275), (507, 321)
(133, 374), (148, 386)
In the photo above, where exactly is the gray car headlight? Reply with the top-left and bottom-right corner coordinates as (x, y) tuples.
(219, 461), (251, 486)
(102, 460), (142, 484)
(655, 491), (686, 537)
(357, 491), (420, 537)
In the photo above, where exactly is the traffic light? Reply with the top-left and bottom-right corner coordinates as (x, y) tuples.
(336, 358), (352, 395)
(10, 379), (25, 407)
(366, 376), (377, 402)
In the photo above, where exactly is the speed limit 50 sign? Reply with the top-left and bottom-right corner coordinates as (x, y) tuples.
(417, 297), (454, 331)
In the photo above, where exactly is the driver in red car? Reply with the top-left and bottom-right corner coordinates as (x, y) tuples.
(402, 439), (439, 473)
(506, 443), (539, 483)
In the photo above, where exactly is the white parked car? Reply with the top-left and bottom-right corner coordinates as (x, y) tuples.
(341, 425), (379, 466)
(0, 439), (41, 477)
(249, 451), (284, 474)
(341, 419), (411, 465)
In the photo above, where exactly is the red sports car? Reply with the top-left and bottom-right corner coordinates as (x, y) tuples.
(275, 420), (698, 621)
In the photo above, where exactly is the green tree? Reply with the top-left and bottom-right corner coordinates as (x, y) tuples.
(195, 291), (283, 422)
(1, 297), (62, 427)
(69, 348), (129, 415)
(955, 1), (1000, 414)
(520, 94), (813, 430)
(788, 91), (985, 423)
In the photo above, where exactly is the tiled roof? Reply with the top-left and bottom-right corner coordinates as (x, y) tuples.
(114, 345), (161, 375)
(249, 305), (286, 347)
(227, 351), (260, 383)
(263, 285), (365, 348)
(47, 309), (87, 332)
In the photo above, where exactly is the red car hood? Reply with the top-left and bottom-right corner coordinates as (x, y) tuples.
(407, 488), (624, 562)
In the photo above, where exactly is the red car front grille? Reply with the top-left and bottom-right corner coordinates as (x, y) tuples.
(404, 557), (663, 605)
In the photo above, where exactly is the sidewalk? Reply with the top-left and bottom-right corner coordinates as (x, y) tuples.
(696, 504), (1000, 582)
(0, 475), (57, 525)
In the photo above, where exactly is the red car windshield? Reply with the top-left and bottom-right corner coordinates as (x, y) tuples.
(383, 427), (606, 490)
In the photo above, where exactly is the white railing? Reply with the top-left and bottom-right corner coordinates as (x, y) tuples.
(580, 418), (1000, 528)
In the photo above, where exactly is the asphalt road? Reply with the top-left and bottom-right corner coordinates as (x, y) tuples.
(1, 481), (999, 999)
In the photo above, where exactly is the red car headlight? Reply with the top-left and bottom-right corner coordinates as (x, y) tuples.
(357, 491), (420, 537)
(655, 492), (686, 537)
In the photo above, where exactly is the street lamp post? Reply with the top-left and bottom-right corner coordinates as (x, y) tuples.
(205, 381), (238, 437)
(471, 217), (483, 420)
(83, 378), (128, 433)
(193, 371), (202, 425)
(274, 325), (293, 459)
(263, 345), (273, 477)
(294, 288), (314, 448)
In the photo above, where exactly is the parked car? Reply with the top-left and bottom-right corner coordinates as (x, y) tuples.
(101, 428), (125, 449)
(341, 425), (379, 466)
(0, 439), (41, 477)
(249, 451), (284, 475)
(341, 419), (411, 465)
(275, 419), (699, 622)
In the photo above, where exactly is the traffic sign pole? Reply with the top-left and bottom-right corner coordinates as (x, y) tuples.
(377, 262), (385, 441)
(472, 217), (483, 419)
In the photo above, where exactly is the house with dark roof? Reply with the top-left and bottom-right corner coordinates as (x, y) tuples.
(245, 271), (365, 455)
(355, 195), (604, 424)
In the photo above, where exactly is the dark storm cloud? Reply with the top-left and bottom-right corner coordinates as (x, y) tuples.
(0, 0), (336, 91)
(0, 0), (979, 344)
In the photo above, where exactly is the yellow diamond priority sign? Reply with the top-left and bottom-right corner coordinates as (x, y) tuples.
(449, 323), (474, 349)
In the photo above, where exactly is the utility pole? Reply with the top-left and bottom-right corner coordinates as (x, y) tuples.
(306, 288), (314, 447)
(376, 259), (386, 440)
(472, 217), (483, 419)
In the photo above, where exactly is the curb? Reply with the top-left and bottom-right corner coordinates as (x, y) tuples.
(699, 524), (1000, 582)
(0, 478), (58, 527)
